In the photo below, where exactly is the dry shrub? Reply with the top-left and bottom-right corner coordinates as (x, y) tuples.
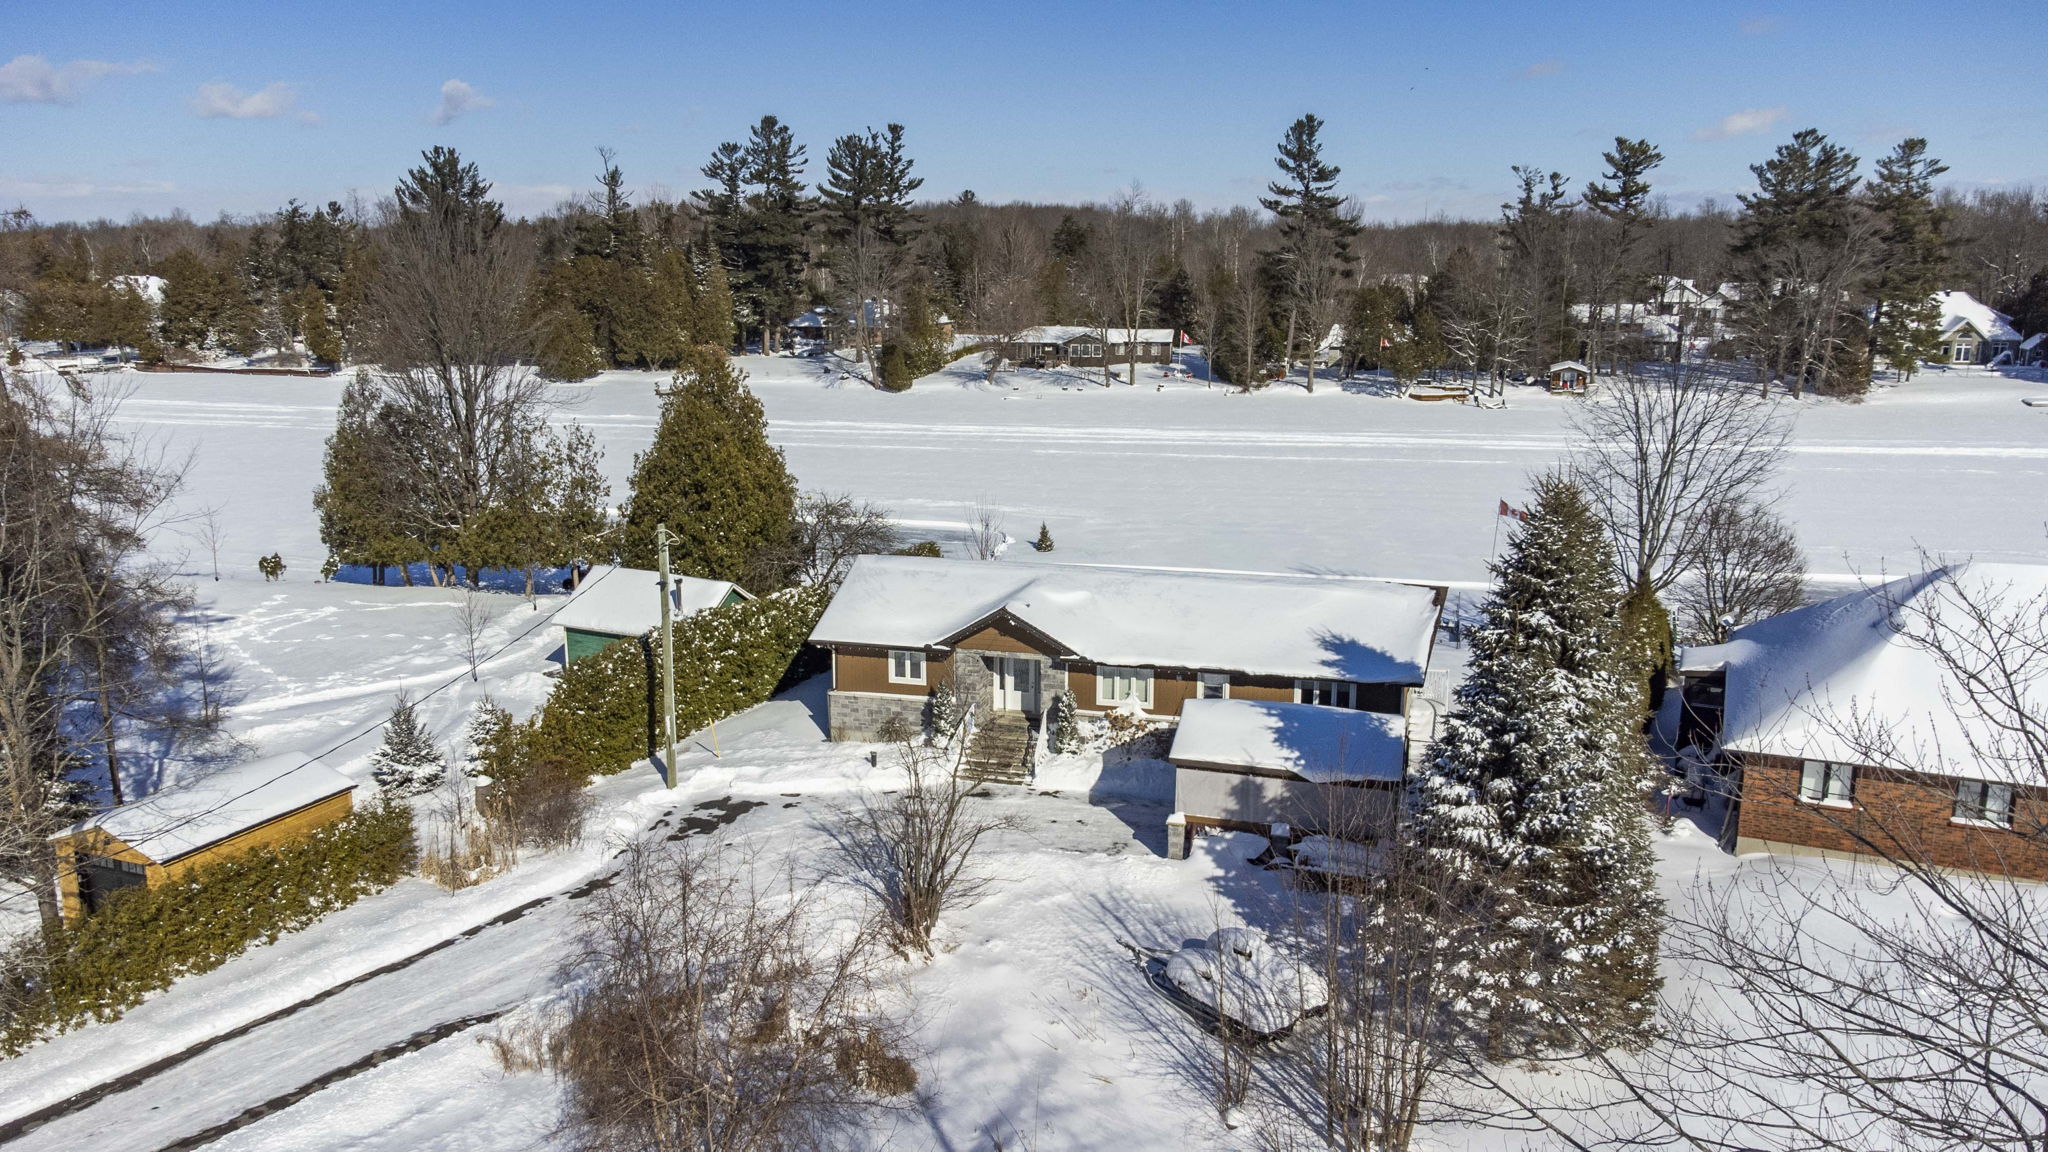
(481, 757), (588, 854)
(546, 840), (914, 1152)
(485, 1013), (558, 1075)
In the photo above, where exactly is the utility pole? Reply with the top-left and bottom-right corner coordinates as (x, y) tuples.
(656, 523), (677, 788)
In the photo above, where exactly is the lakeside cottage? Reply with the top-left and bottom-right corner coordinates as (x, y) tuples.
(1003, 326), (1180, 368)
(553, 566), (752, 664)
(1679, 562), (2048, 880)
(1932, 290), (2022, 365)
(807, 555), (1443, 854)
(52, 754), (357, 920)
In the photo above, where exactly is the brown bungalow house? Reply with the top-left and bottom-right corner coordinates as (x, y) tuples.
(1679, 562), (2048, 881)
(1003, 326), (1180, 368)
(52, 753), (358, 920)
(808, 555), (1444, 851)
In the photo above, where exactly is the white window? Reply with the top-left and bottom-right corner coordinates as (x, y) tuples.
(1952, 342), (1974, 363)
(888, 649), (926, 685)
(1197, 672), (1230, 700)
(1798, 759), (1855, 806)
(1295, 679), (1358, 709)
(1954, 779), (2015, 827)
(1096, 665), (1154, 708)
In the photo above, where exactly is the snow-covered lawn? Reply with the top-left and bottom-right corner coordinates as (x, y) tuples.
(1, 355), (2044, 1148)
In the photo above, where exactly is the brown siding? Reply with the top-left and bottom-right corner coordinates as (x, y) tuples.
(1734, 752), (2048, 881)
(951, 617), (1058, 656)
(831, 645), (950, 698)
(56, 788), (357, 920)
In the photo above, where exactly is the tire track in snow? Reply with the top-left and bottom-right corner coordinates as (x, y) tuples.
(0, 797), (767, 1149)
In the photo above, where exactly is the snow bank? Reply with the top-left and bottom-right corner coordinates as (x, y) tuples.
(1161, 927), (1330, 1037)
(1168, 698), (1405, 783)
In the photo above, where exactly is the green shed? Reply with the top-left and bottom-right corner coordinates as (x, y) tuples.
(554, 566), (753, 664)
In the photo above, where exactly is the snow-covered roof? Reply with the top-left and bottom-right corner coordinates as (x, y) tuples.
(1549, 360), (1592, 374)
(1683, 562), (2048, 783)
(1012, 326), (1177, 345)
(1935, 291), (2020, 343)
(812, 555), (1439, 683)
(61, 753), (356, 864)
(1169, 698), (1406, 783)
(2022, 333), (2045, 351)
(554, 566), (749, 638)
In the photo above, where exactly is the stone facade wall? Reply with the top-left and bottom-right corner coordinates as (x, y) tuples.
(828, 691), (929, 743)
(1733, 752), (2048, 881)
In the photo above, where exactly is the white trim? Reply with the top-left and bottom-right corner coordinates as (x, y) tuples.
(1197, 671), (1230, 700)
(1096, 665), (1154, 708)
(1295, 678), (1357, 709)
(1951, 816), (2012, 831)
(887, 649), (927, 685)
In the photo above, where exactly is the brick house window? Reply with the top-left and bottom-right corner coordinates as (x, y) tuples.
(888, 649), (926, 685)
(1097, 666), (1153, 708)
(1954, 779), (2015, 827)
(1798, 759), (1855, 806)
(1296, 679), (1358, 709)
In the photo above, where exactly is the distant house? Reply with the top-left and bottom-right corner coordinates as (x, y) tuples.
(1548, 360), (1593, 393)
(1003, 326), (1180, 368)
(52, 754), (357, 920)
(553, 566), (752, 663)
(1933, 291), (2021, 365)
(787, 300), (896, 349)
(1679, 563), (2048, 881)
(807, 555), (1443, 845)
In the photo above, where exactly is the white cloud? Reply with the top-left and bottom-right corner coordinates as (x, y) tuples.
(193, 80), (312, 121)
(0, 55), (155, 104)
(1695, 106), (1788, 141)
(1522, 59), (1564, 79)
(432, 78), (493, 125)
(0, 175), (176, 200)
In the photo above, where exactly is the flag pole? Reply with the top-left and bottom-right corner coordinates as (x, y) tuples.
(657, 524), (677, 788)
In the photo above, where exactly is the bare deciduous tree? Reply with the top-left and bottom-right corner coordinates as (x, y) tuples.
(966, 500), (1006, 561)
(545, 840), (913, 1152)
(451, 586), (492, 682)
(833, 737), (1013, 957)
(1670, 495), (1806, 642)
(1570, 367), (1793, 594)
(771, 492), (899, 588)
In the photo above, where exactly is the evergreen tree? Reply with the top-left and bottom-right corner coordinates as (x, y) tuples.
(463, 697), (513, 783)
(1408, 474), (1662, 1052)
(370, 690), (446, 797)
(1499, 165), (1579, 370)
(1727, 129), (1868, 396)
(1033, 522), (1055, 552)
(461, 422), (610, 597)
(818, 123), (922, 361)
(877, 341), (912, 392)
(313, 371), (423, 584)
(1863, 138), (1952, 378)
(897, 275), (949, 376)
(1582, 137), (1665, 369)
(1148, 263), (1198, 339)
(620, 348), (797, 586)
(157, 248), (227, 351)
(299, 282), (342, 366)
(1260, 114), (1358, 387)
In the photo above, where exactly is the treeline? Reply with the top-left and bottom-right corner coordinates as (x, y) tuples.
(2, 115), (2046, 394)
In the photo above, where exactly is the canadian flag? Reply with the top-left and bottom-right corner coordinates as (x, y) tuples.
(1497, 500), (1527, 521)
(1178, 331), (1193, 345)
(1380, 337), (1392, 348)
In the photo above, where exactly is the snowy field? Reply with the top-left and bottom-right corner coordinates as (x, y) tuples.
(2, 354), (2046, 1149)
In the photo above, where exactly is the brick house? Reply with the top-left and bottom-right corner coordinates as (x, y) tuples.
(807, 555), (1443, 847)
(1679, 563), (2048, 880)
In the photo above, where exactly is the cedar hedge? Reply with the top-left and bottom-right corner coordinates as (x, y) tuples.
(520, 584), (832, 779)
(3, 800), (415, 1053)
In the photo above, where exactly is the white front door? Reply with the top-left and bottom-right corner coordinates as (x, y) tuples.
(991, 656), (1039, 713)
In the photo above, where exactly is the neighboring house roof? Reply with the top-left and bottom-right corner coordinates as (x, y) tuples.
(554, 566), (750, 638)
(1012, 326), (1177, 345)
(1681, 562), (2048, 783)
(107, 274), (166, 306)
(1550, 360), (1592, 373)
(60, 754), (356, 864)
(1935, 290), (2021, 343)
(811, 555), (1440, 683)
(1169, 698), (1406, 784)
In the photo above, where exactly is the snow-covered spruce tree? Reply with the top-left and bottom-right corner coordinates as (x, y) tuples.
(463, 696), (513, 783)
(926, 678), (961, 744)
(1033, 522), (1055, 553)
(1407, 473), (1663, 1053)
(370, 691), (446, 797)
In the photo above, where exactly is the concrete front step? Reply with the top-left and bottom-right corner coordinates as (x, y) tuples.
(966, 716), (1034, 784)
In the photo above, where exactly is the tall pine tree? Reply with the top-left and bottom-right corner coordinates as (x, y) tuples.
(1863, 138), (1951, 379)
(1260, 114), (1358, 391)
(620, 348), (797, 586)
(1408, 474), (1662, 1053)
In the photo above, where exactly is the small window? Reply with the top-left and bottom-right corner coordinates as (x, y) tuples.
(1096, 665), (1154, 708)
(1197, 672), (1229, 700)
(1295, 679), (1358, 709)
(1954, 779), (2015, 827)
(888, 649), (926, 685)
(1798, 759), (1855, 806)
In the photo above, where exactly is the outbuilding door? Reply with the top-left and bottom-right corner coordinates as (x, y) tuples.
(990, 655), (1039, 714)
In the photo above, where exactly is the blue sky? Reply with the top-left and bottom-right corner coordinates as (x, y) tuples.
(5, 0), (2040, 224)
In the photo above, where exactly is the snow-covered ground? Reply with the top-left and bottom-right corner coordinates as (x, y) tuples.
(2, 353), (2045, 1148)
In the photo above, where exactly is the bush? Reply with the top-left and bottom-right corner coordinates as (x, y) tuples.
(878, 342), (913, 392)
(4, 801), (414, 1053)
(481, 758), (588, 851)
(894, 540), (942, 558)
(521, 585), (833, 779)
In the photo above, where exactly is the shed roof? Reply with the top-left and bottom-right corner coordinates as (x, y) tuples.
(811, 555), (1440, 683)
(553, 567), (749, 638)
(1549, 360), (1592, 374)
(1169, 698), (1406, 783)
(1681, 562), (2048, 783)
(61, 754), (356, 864)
